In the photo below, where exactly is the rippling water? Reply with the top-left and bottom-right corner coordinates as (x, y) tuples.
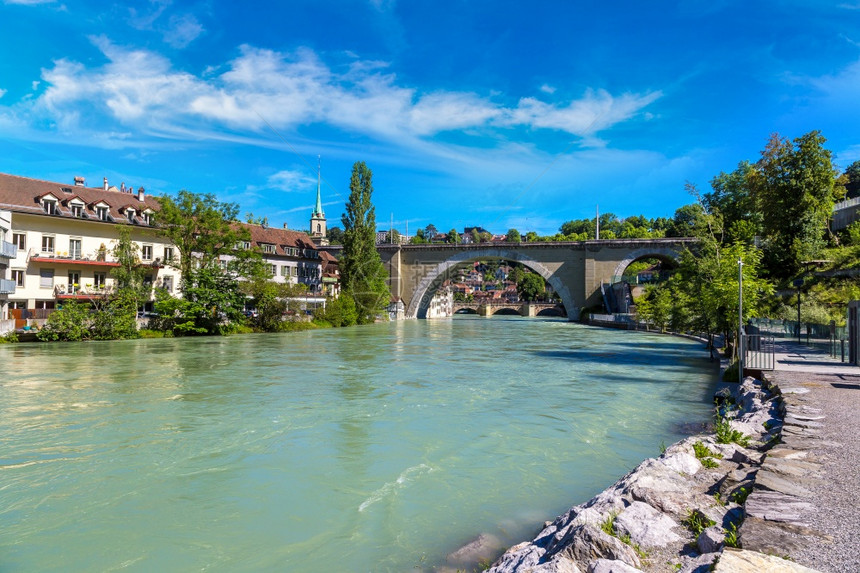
(0, 317), (717, 572)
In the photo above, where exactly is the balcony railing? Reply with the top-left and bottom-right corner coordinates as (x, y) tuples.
(0, 278), (15, 295)
(0, 240), (17, 259)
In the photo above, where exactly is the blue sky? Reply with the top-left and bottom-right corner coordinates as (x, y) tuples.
(1, 0), (859, 236)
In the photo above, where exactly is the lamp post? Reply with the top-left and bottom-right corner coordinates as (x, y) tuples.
(738, 257), (744, 382)
(793, 278), (804, 344)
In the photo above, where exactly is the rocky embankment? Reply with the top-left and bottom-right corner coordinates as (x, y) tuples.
(480, 377), (818, 573)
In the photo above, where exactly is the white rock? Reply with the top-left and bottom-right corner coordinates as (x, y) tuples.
(587, 558), (641, 573)
(614, 501), (682, 547)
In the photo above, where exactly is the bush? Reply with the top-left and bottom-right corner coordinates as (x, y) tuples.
(37, 302), (92, 342)
(0, 331), (18, 344)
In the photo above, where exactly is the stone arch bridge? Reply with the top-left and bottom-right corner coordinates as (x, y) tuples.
(372, 238), (695, 320)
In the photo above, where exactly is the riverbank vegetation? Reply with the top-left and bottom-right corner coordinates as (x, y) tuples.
(635, 130), (858, 350)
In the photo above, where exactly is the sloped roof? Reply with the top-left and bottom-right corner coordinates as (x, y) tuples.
(0, 172), (159, 223)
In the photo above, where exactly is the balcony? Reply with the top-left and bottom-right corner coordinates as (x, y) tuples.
(0, 278), (15, 295)
(0, 240), (17, 260)
(28, 249), (121, 268)
(54, 283), (109, 300)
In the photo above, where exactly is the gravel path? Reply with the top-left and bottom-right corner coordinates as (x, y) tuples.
(766, 344), (860, 573)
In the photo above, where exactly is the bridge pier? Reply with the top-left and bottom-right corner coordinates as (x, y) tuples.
(477, 305), (493, 317)
(519, 303), (537, 317)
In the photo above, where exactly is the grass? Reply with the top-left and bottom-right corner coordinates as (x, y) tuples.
(692, 440), (723, 469)
(599, 512), (647, 560)
(732, 486), (751, 505)
(724, 522), (740, 548)
(682, 509), (716, 537)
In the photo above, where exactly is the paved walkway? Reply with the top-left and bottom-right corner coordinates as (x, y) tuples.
(756, 339), (860, 572)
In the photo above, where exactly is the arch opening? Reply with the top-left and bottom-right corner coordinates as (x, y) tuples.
(405, 248), (576, 320)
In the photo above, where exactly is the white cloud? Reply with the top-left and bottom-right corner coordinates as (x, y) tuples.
(8, 40), (661, 162)
(4, 0), (56, 4)
(264, 169), (317, 192)
(539, 84), (556, 94)
(164, 13), (204, 48)
(0, 89), (6, 99)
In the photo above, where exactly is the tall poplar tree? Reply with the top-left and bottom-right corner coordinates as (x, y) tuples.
(340, 161), (390, 324)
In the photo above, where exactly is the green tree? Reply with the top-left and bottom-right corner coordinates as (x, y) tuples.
(327, 226), (345, 245)
(340, 161), (390, 324)
(92, 227), (148, 339)
(844, 160), (860, 200)
(153, 263), (247, 335)
(446, 228), (461, 244)
(517, 272), (545, 301)
(155, 189), (250, 281)
(505, 228), (522, 242)
(524, 231), (540, 242)
(315, 293), (358, 327)
(754, 131), (843, 276)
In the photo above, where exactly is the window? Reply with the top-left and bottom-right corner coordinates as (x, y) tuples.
(39, 268), (54, 288)
(96, 206), (109, 221)
(94, 272), (106, 289)
(70, 203), (83, 218)
(291, 266), (298, 277)
(237, 241), (251, 250)
(141, 245), (153, 261)
(41, 235), (55, 254)
(263, 243), (275, 254)
(126, 209), (136, 223)
(163, 247), (174, 263)
(69, 239), (82, 260)
(281, 265), (289, 276)
(219, 259), (228, 270)
(12, 270), (24, 287)
(43, 199), (59, 215)
(12, 233), (25, 250)
(142, 211), (152, 225)
(268, 264), (277, 276)
(161, 275), (174, 292)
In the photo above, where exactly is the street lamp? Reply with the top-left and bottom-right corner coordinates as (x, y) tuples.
(793, 278), (804, 344)
(738, 257), (744, 382)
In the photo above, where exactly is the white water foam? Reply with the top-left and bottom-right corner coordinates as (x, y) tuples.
(358, 463), (433, 512)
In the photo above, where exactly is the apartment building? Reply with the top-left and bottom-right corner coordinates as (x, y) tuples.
(233, 223), (325, 292)
(0, 173), (179, 326)
(0, 209), (16, 324)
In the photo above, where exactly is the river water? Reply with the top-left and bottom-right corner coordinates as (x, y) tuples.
(0, 317), (717, 572)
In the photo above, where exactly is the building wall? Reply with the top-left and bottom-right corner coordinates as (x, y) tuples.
(0, 210), (14, 321)
(7, 212), (180, 309)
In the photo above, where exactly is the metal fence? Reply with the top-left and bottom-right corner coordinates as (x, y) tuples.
(743, 333), (775, 371)
(749, 317), (850, 362)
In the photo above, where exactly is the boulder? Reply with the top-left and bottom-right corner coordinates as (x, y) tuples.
(614, 501), (681, 547)
(586, 558), (641, 573)
(696, 525), (725, 554)
(713, 548), (822, 572)
(558, 524), (642, 569)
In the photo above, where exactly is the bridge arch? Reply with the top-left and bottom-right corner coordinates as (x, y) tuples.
(610, 246), (684, 283)
(405, 247), (576, 319)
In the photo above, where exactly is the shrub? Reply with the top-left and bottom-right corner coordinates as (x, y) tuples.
(682, 509), (715, 536)
(715, 415), (751, 447)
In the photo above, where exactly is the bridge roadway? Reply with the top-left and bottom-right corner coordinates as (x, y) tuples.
(341, 237), (696, 320)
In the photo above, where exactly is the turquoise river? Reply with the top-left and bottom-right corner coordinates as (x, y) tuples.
(0, 317), (718, 572)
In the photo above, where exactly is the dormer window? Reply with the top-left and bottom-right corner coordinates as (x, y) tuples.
(96, 206), (109, 221)
(42, 198), (59, 215)
(142, 210), (153, 225)
(70, 201), (84, 218)
(126, 209), (136, 223)
(262, 243), (275, 254)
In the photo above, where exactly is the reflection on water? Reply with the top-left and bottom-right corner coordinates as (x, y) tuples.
(0, 318), (717, 572)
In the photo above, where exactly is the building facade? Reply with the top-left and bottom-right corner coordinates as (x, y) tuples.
(0, 173), (180, 328)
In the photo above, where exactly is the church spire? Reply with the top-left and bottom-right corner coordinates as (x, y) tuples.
(312, 155), (324, 218)
(310, 155), (328, 245)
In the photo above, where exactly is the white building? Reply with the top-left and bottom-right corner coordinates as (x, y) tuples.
(0, 173), (180, 329)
